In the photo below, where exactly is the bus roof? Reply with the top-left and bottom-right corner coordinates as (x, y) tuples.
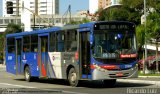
(6, 21), (135, 38)
(6, 26), (61, 38)
(61, 25), (79, 30)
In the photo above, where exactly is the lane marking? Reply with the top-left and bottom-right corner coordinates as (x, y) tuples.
(39, 88), (89, 94)
(62, 90), (89, 94)
(0, 83), (36, 88)
(0, 83), (89, 94)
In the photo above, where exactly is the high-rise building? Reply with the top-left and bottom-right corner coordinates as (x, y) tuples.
(3, 0), (59, 17)
(89, 0), (98, 14)
(98, 0), (121, 9)
(0, 0), (4, 17)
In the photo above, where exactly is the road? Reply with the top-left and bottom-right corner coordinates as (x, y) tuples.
(0, 67), (159, 94)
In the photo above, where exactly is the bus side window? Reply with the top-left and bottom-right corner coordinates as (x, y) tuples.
(31, 35), (38, 52)
(7, 38), (15, 53)
(49, 32), (56, 52)
(8, 46), (15, 53)
(23, 36), (31, 52)
(57, 32), (64, 52)
(65, 30), (77, 52)
(70, 41), (77, 51)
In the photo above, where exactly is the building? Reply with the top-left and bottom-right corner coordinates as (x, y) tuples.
(0, 0), (4, 16)
(89, 0), (121, 14)
(3, 0), (59, 17)
(98, 0), (121, 9)
(89, 0), (98, 14)
(0, 14), (86, 32)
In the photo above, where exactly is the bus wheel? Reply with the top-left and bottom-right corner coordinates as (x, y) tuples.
(68, 68), (79, 87)
(24, 66), (32, 82)
(103, 79), (116, 87)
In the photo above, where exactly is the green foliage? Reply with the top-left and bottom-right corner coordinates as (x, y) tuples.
(0, 23), (22, 62)
(4, 23), (22, 35)
(146, 12), (160, 39)
(97, 8), (108, 21)
(136, 25), (145, 48)
(109, 8), (129, 21)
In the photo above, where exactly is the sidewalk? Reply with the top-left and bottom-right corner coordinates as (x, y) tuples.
(117, 76), (160, 86)
(0, 64), (6, 68)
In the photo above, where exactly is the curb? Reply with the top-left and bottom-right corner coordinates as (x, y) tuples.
(139, 76), (160, 78)
(117, 79), (160, 86)
(0, 64), (6, 68)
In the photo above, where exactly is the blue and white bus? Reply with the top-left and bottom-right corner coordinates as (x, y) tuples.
(6, 21), (138, 87)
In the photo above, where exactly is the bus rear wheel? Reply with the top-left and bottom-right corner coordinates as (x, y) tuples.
(103, 79), (116, 87)
(24, 66), (32, 82)
(68, 68), (79, 87)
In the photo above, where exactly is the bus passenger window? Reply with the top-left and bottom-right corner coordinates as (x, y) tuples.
(34, 48), (38, 52)
(23, 36), (31, 52)
(7, 38), (15, 53)
(31, 35), (38, 52)
(23, 47), (30, 52)
(8, 46), (15, 53)
(70, 41), (77, 51)
(41, 46), (46, 52)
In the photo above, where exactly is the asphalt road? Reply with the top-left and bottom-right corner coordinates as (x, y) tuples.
(0, 67), (159, 94)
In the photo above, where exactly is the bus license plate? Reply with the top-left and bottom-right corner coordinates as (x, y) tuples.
(116, 72), (123, 76)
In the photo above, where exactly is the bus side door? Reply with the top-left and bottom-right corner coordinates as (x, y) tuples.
(38, 34), (49, 78)
(15, 37), (22, 74)
(79, 32), (91, 78)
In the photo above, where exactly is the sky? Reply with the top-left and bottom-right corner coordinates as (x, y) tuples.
(59, 0), (89, 15)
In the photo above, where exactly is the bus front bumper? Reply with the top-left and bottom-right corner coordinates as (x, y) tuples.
(92, 65), (138, 80)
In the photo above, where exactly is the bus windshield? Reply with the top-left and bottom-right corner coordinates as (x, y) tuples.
(92, 30), (137, 59)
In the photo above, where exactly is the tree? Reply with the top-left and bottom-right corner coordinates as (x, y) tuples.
(0, 23), (22, 64)
(109, 7), (129, 21)
(4, 23), (22, 35)
(96, 8), (108, 21)
(146, 12), (160, 72)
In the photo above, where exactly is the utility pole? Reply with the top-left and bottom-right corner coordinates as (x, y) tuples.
(16, 0), (19, 16)
(143, 0), (147, 74)
(52, 0), (54, 25)
(69, 5), (71, 23)
(69, 0), (71, 23)
(34, 0), (38, 30)
(35, 0), (38, 15)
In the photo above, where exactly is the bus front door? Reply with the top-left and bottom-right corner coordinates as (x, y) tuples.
(38, 36), (48, 78)
(15, 38), (22, 75)
(80, 32), (90, 78)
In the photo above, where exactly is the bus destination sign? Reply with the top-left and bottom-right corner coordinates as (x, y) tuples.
(94, 24), (134, 30)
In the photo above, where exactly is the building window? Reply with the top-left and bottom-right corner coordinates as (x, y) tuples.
(30, 2), (34, 4)
(40, 2), (47, 4)
(0, 19), (3, 24)
(40, 10), (47, 12)
(40, 6), (46, 8)
(4, 19), (9, 24)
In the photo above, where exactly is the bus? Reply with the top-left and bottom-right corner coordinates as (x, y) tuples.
(6, 21), (138, 87)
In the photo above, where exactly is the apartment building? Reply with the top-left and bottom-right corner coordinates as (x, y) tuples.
(98, 0), (121, 9)
(3, 0), (59, 17)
